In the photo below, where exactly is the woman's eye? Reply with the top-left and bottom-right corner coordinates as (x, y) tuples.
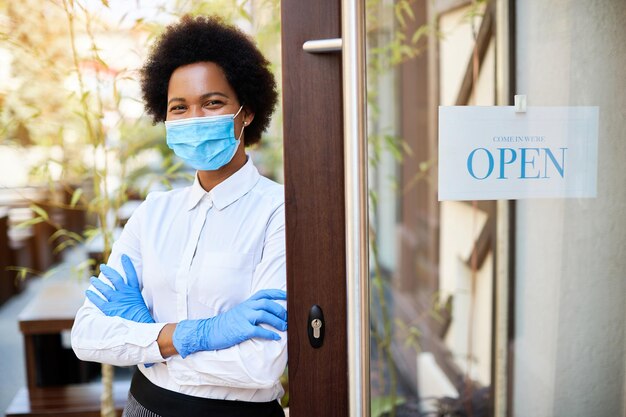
(169, 105), (186, 112)
(204, 100), (224, 108)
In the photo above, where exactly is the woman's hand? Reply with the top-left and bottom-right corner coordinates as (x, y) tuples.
(172, 289), (287, 358)
(86, 254), (154, 324)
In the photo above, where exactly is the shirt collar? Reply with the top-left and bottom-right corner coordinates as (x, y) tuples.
(186, 157), (260, 211)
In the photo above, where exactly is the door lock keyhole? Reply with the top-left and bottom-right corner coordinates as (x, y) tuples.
(307, 305), (325, 348)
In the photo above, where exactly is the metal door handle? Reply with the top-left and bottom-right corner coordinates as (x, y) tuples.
(302, 38), (342, 53)
(342, 1), (370, 416)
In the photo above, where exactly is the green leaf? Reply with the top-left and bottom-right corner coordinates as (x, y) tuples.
(369, 189), (378, 207)
(82, 227), (100, 242)
(94, 55), (109, 69)
(411, 25), (429, 44)
(30, 204), (49, 221)
(371, 395), (405, 417)
(70, 188), (83, 208)
(394, 4), (405, 28)
(237, 4), (252, 22)
(49, 228), (84, 244)
(53, 239), (77, 255)
(380, 134), (403, 162)
(19, 268), (29, 280)
(165, 160), (184, 175)
(15, 217), (45, 229)
(6, 266), (36, 281)
(401, 140), (414, 157)
(160, 178), (172, 189)
(402, 1), (415, 21)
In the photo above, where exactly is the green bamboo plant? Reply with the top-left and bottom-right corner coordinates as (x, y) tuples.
(366, 1), (440, 415)
(367, 1), (487, 416)
(1, 1), (185, 415)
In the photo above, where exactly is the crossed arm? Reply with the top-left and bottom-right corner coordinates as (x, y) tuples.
(87, 254), (287, 360)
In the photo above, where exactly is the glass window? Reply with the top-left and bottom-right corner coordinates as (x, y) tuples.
(366, 1), (625, 416)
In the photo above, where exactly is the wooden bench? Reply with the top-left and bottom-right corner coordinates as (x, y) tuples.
(5, 380), (128, 417)
(18, 277), (97, 390)
(0, 187), (52, 275)
(7, 273), (130, 416)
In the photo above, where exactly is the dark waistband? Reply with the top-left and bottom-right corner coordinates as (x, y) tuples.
(129, 369), (284, 417)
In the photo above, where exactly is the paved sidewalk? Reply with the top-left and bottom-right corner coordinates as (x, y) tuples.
(0, 274), (43, 414)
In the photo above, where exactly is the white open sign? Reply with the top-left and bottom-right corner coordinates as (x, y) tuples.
(438, 106), (599, 201)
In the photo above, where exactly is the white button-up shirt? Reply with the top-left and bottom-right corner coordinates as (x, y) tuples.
(71, 157), (287, 402)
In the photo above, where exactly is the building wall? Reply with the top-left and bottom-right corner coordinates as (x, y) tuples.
(514, 1), (626, 416)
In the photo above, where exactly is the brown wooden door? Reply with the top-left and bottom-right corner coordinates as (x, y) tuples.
(281, 1), (349, 416)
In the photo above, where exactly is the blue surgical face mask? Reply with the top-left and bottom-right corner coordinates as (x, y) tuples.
(165, 106), (245, 171)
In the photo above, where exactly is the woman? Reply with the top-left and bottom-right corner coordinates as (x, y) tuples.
(71, 15), (287, 417)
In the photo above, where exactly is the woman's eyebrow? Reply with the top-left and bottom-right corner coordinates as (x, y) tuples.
(199, 92), (229, 100)
(167, 97), (186, 105)
(167, 92), (229, 106)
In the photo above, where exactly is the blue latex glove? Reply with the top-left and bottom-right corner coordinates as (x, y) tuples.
(173, 289), (287, 358)
(86, 254), (154, 324)
(87, 254), (156, 368)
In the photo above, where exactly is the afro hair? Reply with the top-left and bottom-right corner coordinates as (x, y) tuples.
(140, 15), (278, 146)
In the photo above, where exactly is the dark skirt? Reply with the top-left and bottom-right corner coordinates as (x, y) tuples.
(122, 369), (285, 417)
